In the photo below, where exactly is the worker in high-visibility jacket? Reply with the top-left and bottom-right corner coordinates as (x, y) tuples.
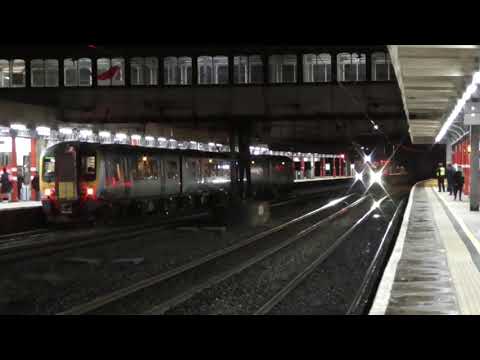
(436, 162), (446, 192)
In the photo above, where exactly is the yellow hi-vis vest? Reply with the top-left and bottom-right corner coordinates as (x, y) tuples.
(437, 167), (445, 177)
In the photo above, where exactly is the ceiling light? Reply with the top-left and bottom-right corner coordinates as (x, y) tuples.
(10, 123), (26, 131)
(36, 126), (50, 136)
(59, 127), (72, 135)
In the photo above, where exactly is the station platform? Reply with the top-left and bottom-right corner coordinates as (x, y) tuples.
(370, 179), (480, 315)
(0, 201), (41, 212)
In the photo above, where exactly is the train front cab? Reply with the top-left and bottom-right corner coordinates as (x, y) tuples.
(40, 142), (99, 223)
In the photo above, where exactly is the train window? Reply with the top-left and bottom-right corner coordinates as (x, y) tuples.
(372, 52), (394, 81)
(269, 55), (297, 83)
(97, 58), (125, 86)
(197, 56), (228, 85)
(166, 160), (179, 180)
(134, 156), (160, 180)
(234, 55), (264, 84)
(64, 58), (92, 87)
(81, 155), (96, 181)
(42, 156), (55, 182)
(303, 54), (331, 83)
(337, 53), (366, 82)
(131, 57), (158, 85)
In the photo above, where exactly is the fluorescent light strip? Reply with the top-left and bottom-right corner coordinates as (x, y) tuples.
(435, 71), (480, 143)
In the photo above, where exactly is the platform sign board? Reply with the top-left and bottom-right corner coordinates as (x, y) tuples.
(464, 113), (480, 125)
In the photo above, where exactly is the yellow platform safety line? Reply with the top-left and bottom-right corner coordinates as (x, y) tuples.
(434, 188), (480, 261)
(420, 178), (437, 188)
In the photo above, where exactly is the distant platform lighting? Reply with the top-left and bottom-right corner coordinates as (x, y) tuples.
(99, 131), (111, 138)
(216, 143), (222, 147)
(158, 137), (167, 142)
(59, 127), (73, 135)
(145, 136), (154, 141)
(10, 123), (27, 131)
(131, 134), (141, 141)
(208, 142), (215, 146)
(115, 133), (127, 140)
(36, 126), (51, 136)
(364, 154), (372, 163)
(340, 154), (345, 159)
(80, 129), (93, 137)
(373, 124), (379, 130)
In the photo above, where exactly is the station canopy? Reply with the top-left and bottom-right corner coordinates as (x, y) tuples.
(389, 45), (480, 144)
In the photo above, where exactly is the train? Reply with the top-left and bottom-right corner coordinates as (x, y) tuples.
(39, 141), (294, 223)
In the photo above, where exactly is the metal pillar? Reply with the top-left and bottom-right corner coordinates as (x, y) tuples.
(300, 157), (305, 179)
(229, 126), (238, 200)
(470, 125), (480, 211)
(10, 132), (18, 202)
(446, 138), (453, 165)
(30, 137), (37, 201)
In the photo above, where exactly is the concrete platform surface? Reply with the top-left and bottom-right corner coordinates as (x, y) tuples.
(370, 179), (480, 315)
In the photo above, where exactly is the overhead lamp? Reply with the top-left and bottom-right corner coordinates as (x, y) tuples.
(373, 124), (379, 130)
(364, 154), (372, 163)
(10, 123), (27, 131)
(208, 142), (215, 146)
(216, 143), (222, 147)
(59, 127), (73, 135)
(131, 134), (141, 141)
(79, 129), (92, 137)
(99, 131), (111, 138)
(36, 126), (50, 136)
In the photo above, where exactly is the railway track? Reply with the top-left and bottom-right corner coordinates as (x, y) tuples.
(58, 193), (369, 315)
(0, 212), (210, 263)
(0, 183), (354, 263)
(254, 195), (390, 315)
(346, 198), (406, 315)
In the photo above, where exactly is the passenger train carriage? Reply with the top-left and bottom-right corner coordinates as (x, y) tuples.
(40, 142), (294, 223)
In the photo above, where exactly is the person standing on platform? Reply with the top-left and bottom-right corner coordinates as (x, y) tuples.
(452, 168), (465, 201)
(32, 173), (40, 201)
(1, 167), (12, 202)
(446, 163), (455, 195)
(436, 162), (446, 192)
(17, 172), (24, 201)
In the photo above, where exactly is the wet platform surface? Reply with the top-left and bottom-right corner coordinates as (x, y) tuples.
(370, 180), (480, 315)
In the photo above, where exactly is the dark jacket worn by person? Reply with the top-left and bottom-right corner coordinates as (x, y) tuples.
(453, 171), (464, 188)
(1, 172), (11, 194)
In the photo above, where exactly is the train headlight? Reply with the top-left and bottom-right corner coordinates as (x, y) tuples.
(87, 187), (94, 196)
(371, 170), (383, 184)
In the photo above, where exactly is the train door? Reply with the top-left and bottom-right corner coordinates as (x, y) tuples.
(163, 155), (181, 195)
(55, 144), (78, 202)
